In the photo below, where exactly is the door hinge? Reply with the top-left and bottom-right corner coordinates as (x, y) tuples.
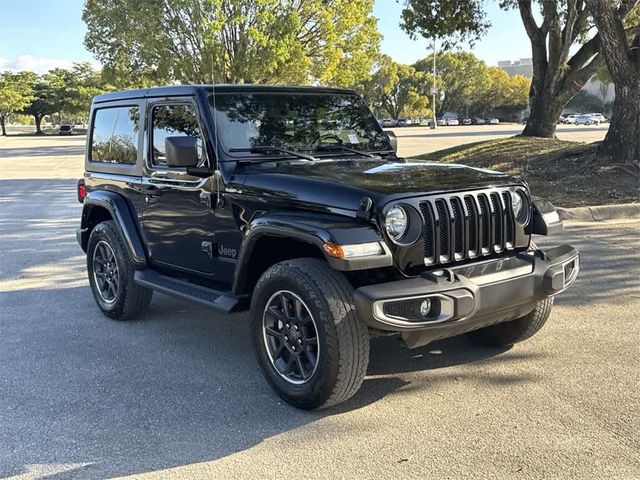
(201, 241), (214, 258)
(200, 192), (213, 209)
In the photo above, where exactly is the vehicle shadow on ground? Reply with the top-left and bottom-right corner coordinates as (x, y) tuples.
(0, 282), (526, 480)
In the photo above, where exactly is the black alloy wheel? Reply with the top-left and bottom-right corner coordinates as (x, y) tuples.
(262, 290), (319, 384)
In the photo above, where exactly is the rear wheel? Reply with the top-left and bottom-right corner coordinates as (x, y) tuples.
(251, 258), (369, 410)
(87, 221), (152, 320)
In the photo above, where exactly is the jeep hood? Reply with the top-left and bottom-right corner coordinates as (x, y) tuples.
(237, 159), (516, 211)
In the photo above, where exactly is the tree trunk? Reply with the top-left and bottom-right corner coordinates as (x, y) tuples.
(598, 77), (640, 163)
(587, 0), (640, 164)
(522, 93), (564, 137)
(0, 116), (6, 136)
(516, 1), (602, 139)
(34, 115), (43, 135)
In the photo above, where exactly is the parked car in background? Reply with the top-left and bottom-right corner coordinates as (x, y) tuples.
(472, 118), (486, 125)
(461, 118), (472, 126)
(419, 118), (431, 127)
(437, 118), (446, 126)
(575, 114), (600, 125)
(565, 114), (579, 124)
(59, 125), (74, 135)
(397, 118), (409, 127)
(446, 118), (460, 126)
(489, 118), (500, 125)
(382, 119), (398, 128)
(588, 113), (606, 123)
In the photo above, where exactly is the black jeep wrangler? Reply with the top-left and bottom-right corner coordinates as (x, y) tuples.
(77, 85), (579, 409)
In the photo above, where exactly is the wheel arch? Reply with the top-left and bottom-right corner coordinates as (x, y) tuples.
(232, 211), (390, 296)
(79, 190), (147, 267)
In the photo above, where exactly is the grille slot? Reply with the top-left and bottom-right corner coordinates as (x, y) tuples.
(419, 188), (516, 266)
(419, 202), (436, 264)
(502, 191), (515, 246)
(435, 199), (450, 261)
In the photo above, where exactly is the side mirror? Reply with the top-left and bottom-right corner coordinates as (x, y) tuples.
(165, 136), (199, 168)
(385, 130), (398, 154)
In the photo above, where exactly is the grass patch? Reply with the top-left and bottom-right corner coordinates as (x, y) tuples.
(413, 136), (639, 207)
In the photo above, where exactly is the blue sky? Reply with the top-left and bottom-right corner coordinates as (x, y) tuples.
(0, 0), (533, 73)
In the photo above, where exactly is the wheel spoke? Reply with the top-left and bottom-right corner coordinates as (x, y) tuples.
(304, 335), (317, 346)
(273, 342), (286, 360)
(281, 294), (293, 318)
(296, 356), (308, 380)
(294, 298), (305, 320)
(264, 325), (281, 339)
(284, 354), (296, 375)
(266, 305), (285, 322)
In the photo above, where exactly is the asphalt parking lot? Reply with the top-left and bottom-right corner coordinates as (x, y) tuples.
(1, 132), (638, 479)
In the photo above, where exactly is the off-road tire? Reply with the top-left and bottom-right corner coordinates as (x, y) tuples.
(87, 220), (152, 320)
(251, 258), (369, 410)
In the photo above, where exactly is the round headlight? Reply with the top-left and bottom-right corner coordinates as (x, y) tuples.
(511, 190), (529, 224)
(385, 205), (408, 241)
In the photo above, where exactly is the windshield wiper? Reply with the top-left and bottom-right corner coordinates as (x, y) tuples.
(311, 144), (377, 158)
(229, 146), (317, 162)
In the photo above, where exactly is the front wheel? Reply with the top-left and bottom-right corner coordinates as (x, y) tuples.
(466, 297), (554, 347)
(251, 258), (369, 410)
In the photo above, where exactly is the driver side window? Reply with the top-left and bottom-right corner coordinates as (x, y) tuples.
(151, 103), (204, 167)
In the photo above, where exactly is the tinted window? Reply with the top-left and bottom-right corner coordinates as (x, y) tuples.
(210, 93), (391, 158)
(91, 106), (139, 164)
(152, 104), (203, 166)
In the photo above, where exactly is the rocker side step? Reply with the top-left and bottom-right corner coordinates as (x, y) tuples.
(134, 269), (239, 313)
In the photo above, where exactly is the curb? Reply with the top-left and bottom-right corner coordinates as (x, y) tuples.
(558, 203), (640, 222)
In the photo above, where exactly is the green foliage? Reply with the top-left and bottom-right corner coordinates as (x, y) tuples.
(565, 90), (608, 114)
(414, 52), (489, 115)
(16, 63), (111, 132)
(359, 56), (431, 119)
(0, 71), (36, 134)
(82, 0), (381, 87)
(401, 0), (489, 48)
(476, 67), (530, 115)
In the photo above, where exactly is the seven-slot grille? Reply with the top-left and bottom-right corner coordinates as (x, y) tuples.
(419, 189), (516, 265)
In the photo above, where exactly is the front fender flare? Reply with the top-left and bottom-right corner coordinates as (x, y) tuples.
(531, 196), (563, 236)
(79, 190), (147, 267)
(232, 211), (393, 293)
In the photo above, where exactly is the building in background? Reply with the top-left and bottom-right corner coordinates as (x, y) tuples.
(497, 58), (533, 77)
(498, 58), (614, 104)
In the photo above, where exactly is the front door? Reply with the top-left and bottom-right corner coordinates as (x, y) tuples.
(141, 99), (218, 277)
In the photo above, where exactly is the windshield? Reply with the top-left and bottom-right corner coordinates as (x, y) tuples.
(209, 92), (391, 158)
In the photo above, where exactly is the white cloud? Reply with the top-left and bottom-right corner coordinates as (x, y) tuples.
(0, 54), (100, 73)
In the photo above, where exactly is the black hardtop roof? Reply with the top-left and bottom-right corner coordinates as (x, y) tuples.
(93, 84), (358, 103)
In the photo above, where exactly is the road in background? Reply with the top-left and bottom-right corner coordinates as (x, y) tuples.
(1, 133), (638, 479)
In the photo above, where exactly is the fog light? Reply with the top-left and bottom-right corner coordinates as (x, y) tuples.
(420, 299), (432, 318)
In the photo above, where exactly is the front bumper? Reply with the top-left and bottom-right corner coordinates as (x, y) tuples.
(353, 245), (579, 348)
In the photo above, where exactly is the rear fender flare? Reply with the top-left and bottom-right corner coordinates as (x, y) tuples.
(80, 190), (147, 267)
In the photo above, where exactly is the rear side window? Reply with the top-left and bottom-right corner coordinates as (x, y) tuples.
(152, 104), (203, 166)
(91, 106), (140, 164)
